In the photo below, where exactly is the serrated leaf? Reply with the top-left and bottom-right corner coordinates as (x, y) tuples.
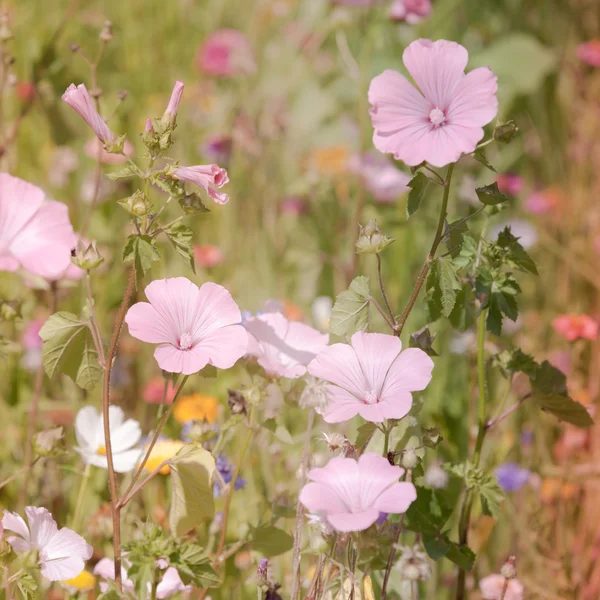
(39, 312), (102, 390)
(406, 172), (433, 218)
(478, 475), (504, 518)
(329, 276), (370, 338)
(534, 392), (594, 428)
(475, 182), (508, 206)
(445, 219), (469, 259)
(123, 235), (160, 277)
(496, 227), (538, 275)
(16, 572), (37, 599)
(438, 258), (462, 318)
(164, 222), (195, 273)
(106, 162), (144, 181)
(251, 525), (294, 557)
(174, 543), (221, 588)
(472, 150), (497, 173)
(169, 443), (216, 537)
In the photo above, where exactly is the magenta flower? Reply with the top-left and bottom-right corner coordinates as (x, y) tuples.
(496, 173), (523, 196)
(368, 39), (498, 168)
(552, 314), (599, 342)
(244, 312), (329, 379)
(162, 80), (184, 127)
(307, 331), (433, 423)
(479, 574), (524, 600)
(0, 173), (77, 279)
(173, 164), (230, 205)
(62, 84), (116, 146)
(196, 29), (256, 77)
(299, 453), (417, 532)
(125, 277), (247, 375)
(577, 40), (600, 68)
(389, 0), (432, 23)
(349, 152), (411, 203)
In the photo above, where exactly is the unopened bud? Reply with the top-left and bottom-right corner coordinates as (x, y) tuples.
(99, 20), (113, 43)
(401, 448), (419, 470)
(322, 432), (346, 452)
(256, 558), (269, 588)
(71, 239), (104, 271)
(33, 426), (66, 457)
(500, 555), (517, 580)
(355, 219), (395, 255)
(494, 120), (518, 144)
(161, 80), (184, 129)
(118, 189), (153, 217)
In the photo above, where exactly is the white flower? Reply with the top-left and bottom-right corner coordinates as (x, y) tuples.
(395, 544), (431, 582)
(312, 296), (333, 331)
(424, 462), (449, 489)
(74, 406), (142, 473)
(2, 507), (92, 581)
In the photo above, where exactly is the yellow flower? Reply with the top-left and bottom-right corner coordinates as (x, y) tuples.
(61, 570), (96, 592)
(309, 145), (350, 177)
(144, 439), (185, 474)
(174, 393), (220, 424)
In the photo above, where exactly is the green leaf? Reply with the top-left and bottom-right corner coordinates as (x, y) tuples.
(475, 182), (508, 206)
(445, 219), (469, 259)
(123, 235), (160, 277)
(174, 543), (221, 588)
(329, 276), (370, 338)
(406, 172), (433, 218)
(438, 257), (462, 318)
(251, 525), (294, 557)
(106, 162), (145, 181)
(355, 422), (378, 448)
(16, 572), (37, 599)
(534, 392), (593, 428)
(164, 222), (196, 273)
(472, 150), (497, 173)
(169, 443), (216, 537)
(445, 543), (476, 572)
(478, 475), (504, 518)
(39, 312), (102, 390)
(496, 228), (538, 275)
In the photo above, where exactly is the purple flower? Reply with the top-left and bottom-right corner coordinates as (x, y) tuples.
(495, 463), (530, 492)
(214, 455), (246, 497)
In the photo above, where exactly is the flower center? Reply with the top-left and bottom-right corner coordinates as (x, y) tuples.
(179, 332), (193, 350)
(429, 107), (446, 127)
(97, 445), (107, 456)
(364, 390), (378, 404)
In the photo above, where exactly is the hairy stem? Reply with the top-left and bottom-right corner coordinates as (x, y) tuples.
(86, 273), (106, 366)
(381, 514), (407, 600)
(485, 393), (531, 430)
(377, 254), (396, 327)
(396, 163), (455, 335)
(368, 297), (396, 332)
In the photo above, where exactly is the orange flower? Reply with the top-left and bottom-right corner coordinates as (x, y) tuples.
(552, 314), (598, 341)
(144, 439), (185, 474)
(174, 393), (220, 424)
(309, 145), (350, 177)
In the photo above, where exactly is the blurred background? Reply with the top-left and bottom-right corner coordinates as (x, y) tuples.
(2, 0), (600, 598)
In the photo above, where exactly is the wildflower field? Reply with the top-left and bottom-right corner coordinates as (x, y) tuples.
(1, 0), (599, 598)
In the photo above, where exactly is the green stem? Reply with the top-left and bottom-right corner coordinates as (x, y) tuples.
(71, 463), (92, 530)
(383, 424), (390, 456)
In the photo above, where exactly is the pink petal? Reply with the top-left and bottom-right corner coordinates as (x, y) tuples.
(358, 453), (404, 497)
(372, 482), (417, 514)
(321, 386), (362, 423)
(370, 393), (414, 421)
(299, 482), (349, 514)
(26, 507), (58, 549)
(156, 567), (190, 599)
(2, 510), (31, 548)
(307, 456), (358, 484)
(403, 39), (468, 108)
(42, 526), (92, 563)
(356, 401), (392, 423)
(125, 302), (176, 345)
(327, 509), (380, 532)
(447, 67), (498, 127)
(154, 344), (209, 375)
(193, 324), (248, 369)
(381, 348), (434, 398)
(192, 281), (243, 338)
(41, 555), (85, 581)
(308, 343), (367, 399)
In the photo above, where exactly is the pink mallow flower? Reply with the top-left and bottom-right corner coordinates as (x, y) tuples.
(62, 84), (116, 146)
(162, 80), (184, 128)
(143, 376), (177, 404)
(349, 152), (411, 203)
(196, 29), (256, 77)
(552, 314), (599, 342)
(479, 574), (524, 600)
(125, 277), (248, 375)
(577, 41), (600, 68)
(244, 312), (329, 379)
(299, 453), (417, 532)
(368, 39), (498, 168)
(194, 244), (224, 268)
(2, 507), (92, 581)
(307, 331), (433, 423)
(0, 173), (77, 279)
(497, 173), (523, 196)
(173, 164), (230, 205)
(389, 0), (432, 23)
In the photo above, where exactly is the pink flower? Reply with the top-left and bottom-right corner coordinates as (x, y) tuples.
(577, 40), (600, 67)
(173, 164), (230, 205)
(84, 138), (135, 165)
(497, 173), (523, 196)
(125, 277), (248, 375)
(307, 331), (434, 423)
(196, 29), (256, 77)
(156, 567), (191, 599)
(93, 558), (135, 593)
(331, 0), (383, 5)
(524, 190), (557, 215)
(389, 0), (432, 23)
(281, 196), (308, 216)
(162, 80), (184, 127)
(349, 152), (411, 203)
(479, 574), (524, 600)
(143, 377), (177, 404)
(22, 319), (43, 350)
(368, 39), (498, 168)
(552, 314), (598, 342)
(2, 507), (92, 581)
(245, 312), (329, 379)
(194, 244), (225, 268)
(0, 173), (77, 279)
(299, 453), (417, 532)
(62, 83), (115, 145)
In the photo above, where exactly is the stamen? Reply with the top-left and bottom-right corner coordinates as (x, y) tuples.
(179, 332), (193, 350)
(364, 390), (378, 404)
(429, 107), (446, 127)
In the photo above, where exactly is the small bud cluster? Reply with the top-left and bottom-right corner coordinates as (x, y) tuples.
(355, 219), (395, 255)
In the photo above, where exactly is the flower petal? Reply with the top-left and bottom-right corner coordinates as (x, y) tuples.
(371, 482), (417, 514)
(1, 510), (31, 548)
(350, 332), (402, 395)
(194, 324), (247, 369)
(447, 67), (498, 128)
(26, 507), (58, 549)
(125, 302), (177, 345)
(192, 282), (243, 339)
(111, 418), (142, 454)
(299, 482), (349, 514)
(74, 406), (100, 452)
(154, 344), (209, 375)
(321, 386), (362, 423)
(112, 449), (144, 473)
(308, 343), (367, 399)
(381, 348), (434, 397)
(41, 556), (85, 581)
(327, 509), (380, 532)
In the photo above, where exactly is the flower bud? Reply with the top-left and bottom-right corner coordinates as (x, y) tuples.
(500, 555), (517, 580)
(256, 558), (269, 588)
(494, 120), (519, 144)
(401, 448), (419, 470)
(118, 189), (153, 217)
(395, 544), (431, 582)
(355, 219), (395, 255)
(71, 239), (104, 271)
(161, 80), (184, 129)
(99, 20), (113, 43)
(32, 426), (66, 457)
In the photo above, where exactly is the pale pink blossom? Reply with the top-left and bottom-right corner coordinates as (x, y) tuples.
(299, 453), (417, 532)
(308, 331), (433, 423)
(173, 164), (230, 205)
(22, 319), (43, 350)
(349, 152), (411, 203)
(162, 80), (184, 127)
(245, 312), (329, 379)
(62, 83), (115, 145)
(0, 173), (77, 279)
(156, 567), (191, 598)
(389, 0), (432, 23)
(2, 507), (92, 581)
(143, 376), (177, 404)
(479, 574), (524, 600)
(84, 138), (135, 165)
(368, 39), (498, 167)
(196, 29), (256, 77)
(552, 314), (598, 342)
(577, 40), (600, 67)
(93, 558), (135, 593)
(331, 0), (383, 5)
(125, 277), (248, 375)
(524, 190), (556, 215)
(194, 244), (224, 268)
(497, 173), (523, 196)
